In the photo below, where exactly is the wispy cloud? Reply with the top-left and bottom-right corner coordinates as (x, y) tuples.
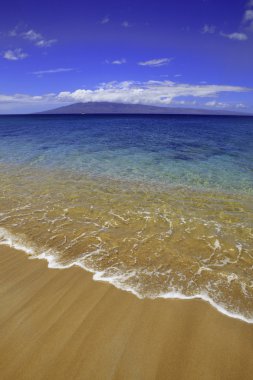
(205, 100), (247, 109)
(201, 24), (216, 34)
(235, 103), (246, 108)
(220, 32), (248, 40)
(3, 48), (28, 61)
(205, 101), (229, 108)
(35, 39), (57, 47)
(0, 94), (45, 103)
(172, 100), (197, 106)
(0, 93), (59, 113)
(138, 58), (173, 67)
(121, 21), (131, 28)
(105, 58), (126, 65)
(202, 8), (252, 40)
(8, 26), (57, 48)
(22, 29), (57, 47)
(243, 6), (253, 30)
(100, 16), (110, 24)
(112, 59), (126, 64)
(243, 9), (253, 21)
(32, 68), (76, 76)
(8, 25), (19, 37)
(22, 29), (42, 41)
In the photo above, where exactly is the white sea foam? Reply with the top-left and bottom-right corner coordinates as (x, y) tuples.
(0, 226), (253, 324)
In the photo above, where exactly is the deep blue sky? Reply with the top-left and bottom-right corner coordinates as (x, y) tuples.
(1, 0), (253, 113)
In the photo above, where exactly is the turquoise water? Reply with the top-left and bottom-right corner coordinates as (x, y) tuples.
(0, 115), (252, 193)
(0, 115), (252, 322)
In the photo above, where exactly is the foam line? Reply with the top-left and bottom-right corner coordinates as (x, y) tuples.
(0, 227), (252, 324)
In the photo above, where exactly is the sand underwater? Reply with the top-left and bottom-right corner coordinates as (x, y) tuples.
(0, 114), (253, 379)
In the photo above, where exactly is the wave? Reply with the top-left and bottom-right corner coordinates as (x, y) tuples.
(0, 226), (252, 324)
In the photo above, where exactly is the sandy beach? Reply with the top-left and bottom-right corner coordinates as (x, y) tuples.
(0, 246), (253, 380)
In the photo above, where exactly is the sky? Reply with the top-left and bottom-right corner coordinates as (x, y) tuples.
(0, 0), (253, 113)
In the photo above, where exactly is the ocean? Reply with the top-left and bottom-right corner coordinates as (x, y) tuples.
(0, 114), (252, 322)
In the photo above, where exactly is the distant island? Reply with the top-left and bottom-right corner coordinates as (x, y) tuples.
(36, 102), (252, 116)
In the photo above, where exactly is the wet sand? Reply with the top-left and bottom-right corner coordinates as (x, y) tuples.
(1, 246), (253, 380)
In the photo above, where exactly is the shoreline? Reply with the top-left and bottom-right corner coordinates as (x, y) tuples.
(1, 245), (253, 379)
(0, 227), (252, 324)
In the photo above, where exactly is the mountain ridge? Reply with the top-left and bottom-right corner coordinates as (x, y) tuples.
(36, 102), (252, 116)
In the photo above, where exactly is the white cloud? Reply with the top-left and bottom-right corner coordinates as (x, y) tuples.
(247, 0), (253, 7)
(122, 21), (131, 28)
(0, 81), (250, 106)
(111, 59), (126, 65)
(35, 39), (57, 47)
(3, 48), (28, 61)
(138, 58), (173, 67)
(105, 59), (126, 65)
(243, 8), (253, 30)
(12, 28), (58, 47)
(172, 100), (197, 106)
(56, 80), (250, 106)
(205, 101), (229, 108)
(101, 16), (110, 24)
(235, 103), (246, 108)
(244, 9), (253, 21)
(220, 32), (248, 40)
(32, 68), (76, 76)
(0, 93), (48, 103)
(0, 80), (251, 113)
(22, 29), (42, 41)
(202, 24), (216, 34)
(205, 101), (247, 109)
(0, 93), (60, 114)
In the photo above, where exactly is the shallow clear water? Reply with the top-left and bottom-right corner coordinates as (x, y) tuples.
(0, 115), (252, 322)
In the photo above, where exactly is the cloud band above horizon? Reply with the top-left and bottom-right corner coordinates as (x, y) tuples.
(0, 80), (251, 113)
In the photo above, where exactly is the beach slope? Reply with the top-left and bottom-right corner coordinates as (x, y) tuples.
(1, 246), (253, 380)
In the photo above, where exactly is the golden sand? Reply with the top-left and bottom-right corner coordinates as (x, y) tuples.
(1, 246), (253, 380)
(1, 167), (253, 319)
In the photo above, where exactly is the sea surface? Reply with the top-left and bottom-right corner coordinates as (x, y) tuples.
(0, 114), (252, 322)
